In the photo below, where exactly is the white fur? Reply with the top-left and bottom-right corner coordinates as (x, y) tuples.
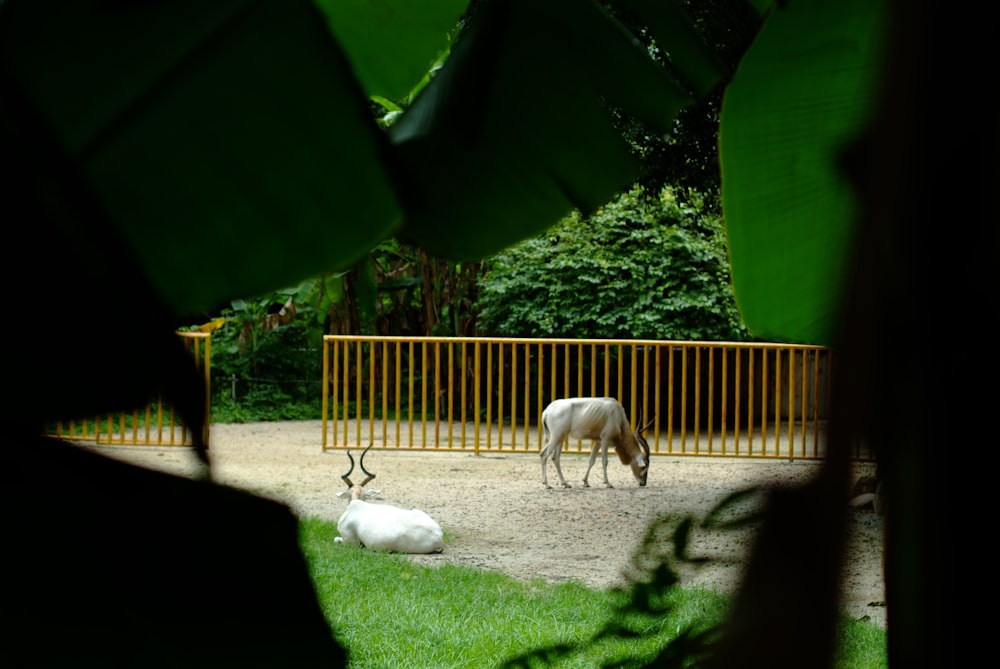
(335, 487), (444, 554)
(540, 397), (650, 488)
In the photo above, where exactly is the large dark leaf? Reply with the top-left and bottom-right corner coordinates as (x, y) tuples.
(719, 0), (887, 345)
(316, 0), (469, 101)
(1, 0), (401, 319)
(390, 0), (707, 259)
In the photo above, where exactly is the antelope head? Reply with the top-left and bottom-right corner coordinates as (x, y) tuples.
(339, 443), (377, 499)
(632, 405), (654, 486)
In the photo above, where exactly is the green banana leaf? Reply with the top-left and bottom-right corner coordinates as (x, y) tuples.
(1, 0), (402, 316)
(720, 0), (888, 345)
(316, 0), (469, 102)
(389, 0), (696, 259)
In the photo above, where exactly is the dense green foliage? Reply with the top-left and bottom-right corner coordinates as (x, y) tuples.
(476, 186), (749, 341)
(205, 291), (326, 422)
(299, 517), (886, 669)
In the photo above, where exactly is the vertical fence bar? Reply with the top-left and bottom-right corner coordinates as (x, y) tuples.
(733, 347), (741, 455)
(811, 348), (820, 456)
(773, 348), (782, 456)
(167, 405), (176, 445)
(761, 348), (770, 453)
(747, 349), (755, 455)
(787, 348), (795, 458)
(666, 345), (675, 453)
(322, 339), (330, 448)
(433, 341), (441, 448)
(598, 343), (606, 395)
(818, 348), (825, 457)
(394, 342), (402, 447)
(510, 341), (518, 449)
(720, 346), (728, 455)
(629, 343), (638, 426)
(447, 341), (455, 449)
(576, 343), (584, 401)
(799, 348), (808, 458)
(486, 342), (494, 449)
(522, 342), (531, 451)
(381, 341), (388, 446)
(473, 340), (482, 454)
(458, 339), (469, 448)
(330, 339), (338, 447)
(640, 344), (650, 438)
(616, 342), (624, 403)
(693, 344), (702, 453)
(500, 341), (507, 449)
(353, 340), (361, 445)
(155, 401), (163, 444)
(653, 344), (662, 451)
(548, 342), (561, 448)
(680, 345), (688, 454)
(327, 340), (341, 446)
(811, 348), (817, 456)
(707, 345), (715, 454)
(535, 342), (544, 449)
(588, 343), (596, 397)
(461, 340), (468, 450)
(407, 340), (415, 447)
(421, 340), (428, 449)
(340, 341), (348, 446)
(367, 340), (375, 446)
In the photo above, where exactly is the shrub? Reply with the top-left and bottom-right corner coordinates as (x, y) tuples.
(475, 186), (749, 341)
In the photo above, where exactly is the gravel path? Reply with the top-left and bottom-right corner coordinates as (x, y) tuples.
(84, 420), (887, 628)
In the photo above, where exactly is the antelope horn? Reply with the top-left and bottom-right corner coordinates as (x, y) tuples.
(341, 450), (357, 488)
(634, 405), (655, 434)
(641, 414), (655, 434)
(341, 443), (377, 488)
(634, 406), (653, 460)
(639, 434), (651, 461)
(357, 442), (376, 486)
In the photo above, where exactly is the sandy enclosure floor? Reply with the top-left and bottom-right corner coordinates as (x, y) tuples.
(81, 420), (887, 629)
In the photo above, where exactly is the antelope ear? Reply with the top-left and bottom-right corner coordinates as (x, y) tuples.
(336, 490), (350, 499)
(365, 489), (382, 499)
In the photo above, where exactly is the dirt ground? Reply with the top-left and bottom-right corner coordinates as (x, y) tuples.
(81, 420), (888, 629)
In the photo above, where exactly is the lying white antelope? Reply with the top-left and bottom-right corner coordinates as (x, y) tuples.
(540, 397), (652, 489)
(334, 445), (445, 554)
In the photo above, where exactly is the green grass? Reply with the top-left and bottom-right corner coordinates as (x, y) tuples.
(299, 518), (887, 669)
(837, 623), (891, 669)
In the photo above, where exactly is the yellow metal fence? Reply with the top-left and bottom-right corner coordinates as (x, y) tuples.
(46, 332), (212, 447)
(322, 336), (871, 461)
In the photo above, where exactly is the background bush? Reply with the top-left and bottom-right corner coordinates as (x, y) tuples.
(206, 293), (325, 422)
(475, 186), (749, 341)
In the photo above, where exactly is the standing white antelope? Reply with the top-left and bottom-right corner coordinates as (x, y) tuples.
(334, 444), (445, 554)
(540, 397), (652, 488)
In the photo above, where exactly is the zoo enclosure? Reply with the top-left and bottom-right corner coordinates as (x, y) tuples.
(46, 332), (212, 447)
(322, 336), (870, 461)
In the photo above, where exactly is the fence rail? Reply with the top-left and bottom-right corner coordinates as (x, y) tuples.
(322, 336), (871, 461)
(46, 332), (212, 447)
